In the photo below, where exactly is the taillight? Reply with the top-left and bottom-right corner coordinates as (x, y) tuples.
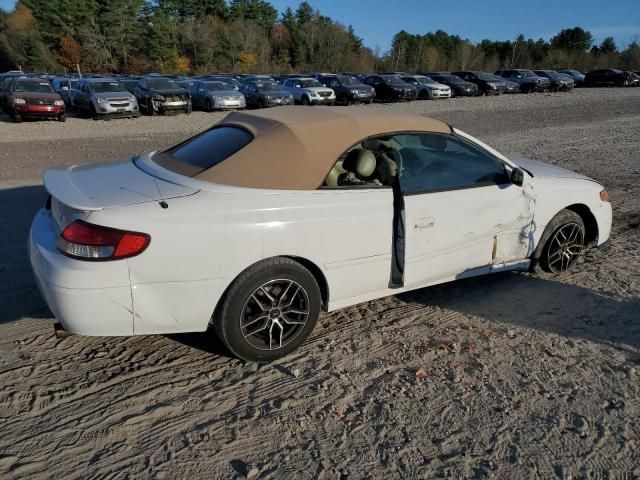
(56, 220), (150, 261)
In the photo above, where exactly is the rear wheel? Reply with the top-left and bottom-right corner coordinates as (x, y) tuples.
(214, 257), (321, 362)
(532, 209), (586, 274)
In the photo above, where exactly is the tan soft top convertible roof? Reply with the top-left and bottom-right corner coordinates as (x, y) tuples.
(196, 106), (451, 190)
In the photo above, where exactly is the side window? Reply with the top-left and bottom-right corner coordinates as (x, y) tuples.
(331, 79), (340, 88)
(393, 133), (509, 194)
(322, 136), (397, 189)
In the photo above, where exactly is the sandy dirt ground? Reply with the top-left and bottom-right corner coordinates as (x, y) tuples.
(0, 88), (638, 479)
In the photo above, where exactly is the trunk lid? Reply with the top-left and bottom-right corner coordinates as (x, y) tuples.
(43, 158), (199, 212)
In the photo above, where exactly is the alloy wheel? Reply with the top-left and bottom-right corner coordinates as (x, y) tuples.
(240, 279), (310, 351)
(546, 222), (585, 273)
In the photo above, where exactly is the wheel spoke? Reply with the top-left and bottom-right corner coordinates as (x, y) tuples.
(242, 314), (269, 330)
(259, 286), (276, 304)
(284, 286), (300, 307)
(283, 308), (308, 316)
(250, 294), (268, 312)
(277, 281), (293, 306)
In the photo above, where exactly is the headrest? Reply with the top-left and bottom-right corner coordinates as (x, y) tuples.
(356, 149), (376, 177)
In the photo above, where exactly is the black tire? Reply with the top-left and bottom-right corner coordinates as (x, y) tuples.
(301, 95), (310, 106)
(90, 105), (99, 120)
(257, 98), (266, 109)
(418, 90), (429, 100)
(531, 209), (585, 274)
(205, 99), (213, 112)
(12, 112), (22, 123)
(342, 95), (351, 106)
(58, 114), (66, 122)
(213, 257), (321, 363)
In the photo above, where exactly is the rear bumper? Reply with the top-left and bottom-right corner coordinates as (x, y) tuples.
(29, 208), (134, 336)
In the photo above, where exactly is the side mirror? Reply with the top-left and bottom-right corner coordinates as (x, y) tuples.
(511, 168), (524, 187)
(62, 86), (69, 91)
(199, 88), (205, 92)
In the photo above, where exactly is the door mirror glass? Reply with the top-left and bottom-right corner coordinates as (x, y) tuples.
(511, 168), (524, 187)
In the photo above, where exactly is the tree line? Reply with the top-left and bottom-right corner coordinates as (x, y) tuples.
(0, 1), (638, 75)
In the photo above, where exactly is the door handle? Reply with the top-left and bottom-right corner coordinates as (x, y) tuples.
(414, 217), (435, 230)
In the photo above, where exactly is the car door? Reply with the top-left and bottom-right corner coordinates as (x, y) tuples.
(393, 132), (534, 288)
(76, 82), (88, 112)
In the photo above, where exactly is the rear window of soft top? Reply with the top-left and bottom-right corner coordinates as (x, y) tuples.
(153, 126), (253, 177)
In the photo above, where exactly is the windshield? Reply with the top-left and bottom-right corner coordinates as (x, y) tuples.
(148, 78), (179, 90)
(436, 75), (464, 83)
(92, 81), (128, 93)
(416, 76), (436, 85)
(476, 72), (501, 81)
(382, 75), (404, 84)
(518, 70), (536, 77)
(338, 75), (357, 85)
(204, 82), (227, 91)
(255, 82), (280, 92)
(14, 80), (54, 93)
(299, 79), (322, 88)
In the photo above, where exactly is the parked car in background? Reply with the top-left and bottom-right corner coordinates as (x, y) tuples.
(558, 69), (586, 87)
(401, 75), (451, 99)
(281, 77), (336, 105)
(189, 80), (246, 111)
(206, 76), (242, 91)
(176, 77), (197, 90)
(241, 80), (293, 108)
(494, 69), (550, 93)
(120, 77), (141, 93)
(29, 107), (612, 362)
(363, 74), (417, 102)
(74, 78), (140, 119)
(427, 73), (478, 97)
(2, 76), (65, 122)
(451, 71), (507, 95)
(51, 77), (78, 106)
(503, 80), (521, 93)
(533, 70), (574, 91)
(585, 69), (631, 87)
(625, 71), (640, 87)
(133, 77), (191, 115)
(317, 74), (375, 105)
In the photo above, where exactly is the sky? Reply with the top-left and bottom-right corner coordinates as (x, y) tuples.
(1, 0), (638, 53)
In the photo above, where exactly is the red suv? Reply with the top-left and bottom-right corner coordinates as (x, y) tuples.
(3, 77), (66, 122)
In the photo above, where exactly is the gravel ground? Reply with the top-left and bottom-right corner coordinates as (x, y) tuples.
(0, 87), (639, 479)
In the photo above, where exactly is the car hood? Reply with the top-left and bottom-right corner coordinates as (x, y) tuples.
(43, 158), (198, 211)
(262, 90), (289, 96)
(304, 87), (333, 93)
(149, 88), (188, 96)
(427, 82), (449, 89)
(209, 91), (243, 97)
(512, 157), (595, 182)
(12, 92), (61, 101)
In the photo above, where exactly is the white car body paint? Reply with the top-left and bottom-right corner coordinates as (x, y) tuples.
(29, 130), (612, 337)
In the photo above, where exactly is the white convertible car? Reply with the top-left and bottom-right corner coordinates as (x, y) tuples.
(29, 107), (612, 362)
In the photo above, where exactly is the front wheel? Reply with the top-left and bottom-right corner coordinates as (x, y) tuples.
(532, 209), (586, 274)
(301, 96), (310, 106)
(214, 258), (321, 362)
